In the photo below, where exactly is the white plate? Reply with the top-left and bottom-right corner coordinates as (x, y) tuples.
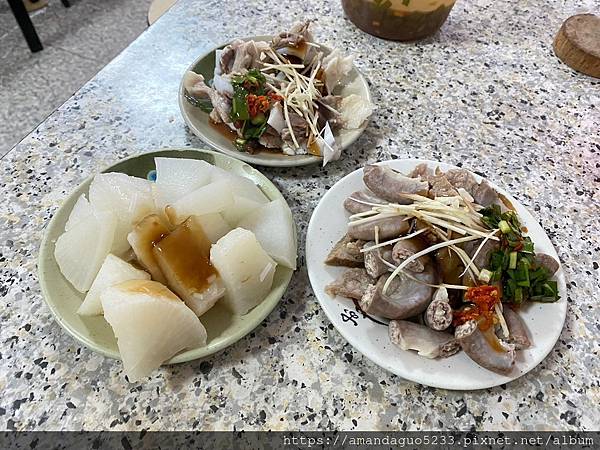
(306, 159), (567, 390)
(179, 36), (372, 167)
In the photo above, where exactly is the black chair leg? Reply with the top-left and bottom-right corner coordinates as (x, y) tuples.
(61, 0), (71, 7)
(7, 0), (43, 52)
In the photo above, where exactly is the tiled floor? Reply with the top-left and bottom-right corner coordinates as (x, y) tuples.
(0, 0), (153, 157)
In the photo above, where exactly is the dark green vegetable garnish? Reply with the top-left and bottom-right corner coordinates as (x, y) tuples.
(482, 205), (560, 304)
(250, 112), (266, 126)
(231, 86), (250, 121)
(229, 69), (271, 151)
(242, 119), (268, 140)
(231, 69), (266, 94)
(185, 93), (213, 113)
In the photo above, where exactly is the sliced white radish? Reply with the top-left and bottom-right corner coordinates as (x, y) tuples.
(194, 213), (231, 243)
(65, 194), (94, 231)
(154, 157), (213, 187)
(101, 280), (207, 382)
(77, 254), (150, 316)
(210, 166), (269, 204)
(153, 217), (225, 317)
(237, 199), (297, 269)
(88, 173), (154, 256)
(54, 211), (117, 292)
(153, 157), (214, 211)
(210, 228), (276, 315)
(221, 195), (264, 226)
(167, 180), (234, 225)
(126, 214), (170, 284)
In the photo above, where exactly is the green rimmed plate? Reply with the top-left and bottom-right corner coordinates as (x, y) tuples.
(38, 148), (295, 364)
(178, 36), (372, 167)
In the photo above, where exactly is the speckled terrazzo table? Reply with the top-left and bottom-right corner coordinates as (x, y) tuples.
(1, 0), (599, 432)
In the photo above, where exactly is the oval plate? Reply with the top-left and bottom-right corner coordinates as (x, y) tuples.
(38, 148), (295, 364)
(179, 36), (372, 167)
(306, 159), (567, 390)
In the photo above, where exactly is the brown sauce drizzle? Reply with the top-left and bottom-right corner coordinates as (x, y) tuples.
(307, 137), (321, 156)
(210, 121), (238, 140)
(482, 328), (507, 353)
(152, 218), (216, 294)
(209, 122), (280, 156)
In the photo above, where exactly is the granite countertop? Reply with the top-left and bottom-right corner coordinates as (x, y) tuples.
(1, 0), (598, 431)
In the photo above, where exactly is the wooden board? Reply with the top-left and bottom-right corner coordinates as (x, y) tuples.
(553, 14), (600, 78)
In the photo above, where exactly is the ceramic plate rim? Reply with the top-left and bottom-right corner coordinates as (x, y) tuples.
(306, 159), (567, 390)
(178, 35), (372, 167)
(38, 148), (295, 364)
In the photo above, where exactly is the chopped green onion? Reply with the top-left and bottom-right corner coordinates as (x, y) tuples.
(479, 269), (493, 283)
(250, 112), (266, 126)
(498, 220), (511, 234)
(509, 251), (518, 269)
(530, 295), (559, 303)
(482, 204), (559, 304)
(514, 287), (523, 304)
(231, 86), (249, 121)
(522, 240), (535, 253)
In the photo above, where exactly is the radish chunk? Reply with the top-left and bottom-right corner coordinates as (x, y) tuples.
(65, 194), (94, 231)
(238, 199), (297, 269)
(153, 217), (225, 317)
(210, 228), (277, 315)
(153, 157), (213, 210)
(194, 213), (231, 243)
(101, 280), (207, 382)
(210, 166), (269, 204)
(221, 195), (264, 226)
(126, 214), (171, 284)
(166, 180), (234, 225)
(54, 210), (117, 292)
(154, 157), (213, 188)
(78, 254), (150, 316)
(88, 173), (154, 256)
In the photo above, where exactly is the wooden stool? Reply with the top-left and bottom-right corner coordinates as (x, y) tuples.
(24, 0), (48, 13)
(148, 0), (177, 25)
(553, 14), (600, 79)
(8, 0), (71, 53)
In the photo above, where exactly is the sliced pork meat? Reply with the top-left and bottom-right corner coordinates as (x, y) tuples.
(325, 234), (365, 267)
(363, 242), (394, 279)
(444, 168), (500, 208)
(271, 21), (313, 49)
(229, 39), (270, 74)
(325, 268), (374, 300)
(322, 49), (354, 94)
(455, 320), (516, 375)
(281, 111), (309, 155)
(258, 126), (283, 149)
(360, 259), (438, 320)
(343, 190), (386, 214)
(363, 164), (429, 204)
(317, 95), (344, 129)
(217, 46), (235, 75)
(347, 215), (410, 241)
(389, 320), (459, 359)
(391, 237), (427, 273)
(183, 72), (232, 124)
